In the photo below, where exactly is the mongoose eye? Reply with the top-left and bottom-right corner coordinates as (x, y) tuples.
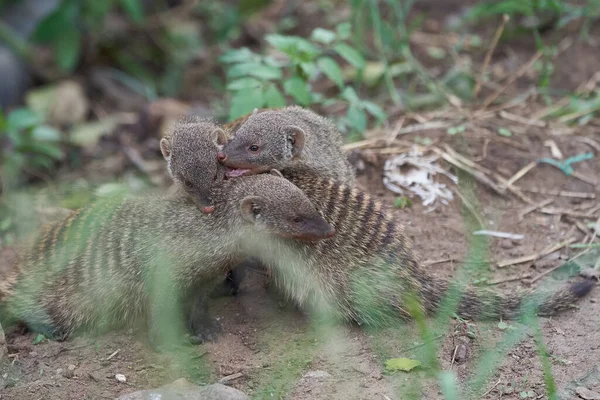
(252, 205), (261, 216)
(248, 145), (259, 152)
(292, 216), (303, 223)
(184, 180), (194, 188)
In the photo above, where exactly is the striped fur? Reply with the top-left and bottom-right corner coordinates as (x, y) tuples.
(0, 173), (330, 340)
(254, 165), (595, 326)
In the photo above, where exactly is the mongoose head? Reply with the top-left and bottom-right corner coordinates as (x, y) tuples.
(218, 109), (306, 178)
(160, 117), (227, 213)
(231, 170), (335, 241)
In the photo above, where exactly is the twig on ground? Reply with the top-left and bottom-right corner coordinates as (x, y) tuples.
(400, 334), (444, 352)
(518, 199), (554, 222)
(106, 349), (121, 361)
(474, 14), (509, 98)
(539, 207), (600, 219)
(481, 379), (502, 398)
(506, 161), (537, 187)
(519, 188), (595, 199)
(487, 274), (532, 285)
(497, 237), (577, 268)
(423, 258), (457, 267)
(498, 110), (547, 127)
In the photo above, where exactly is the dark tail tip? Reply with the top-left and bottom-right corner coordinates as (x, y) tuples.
(570, 279), (596, 298)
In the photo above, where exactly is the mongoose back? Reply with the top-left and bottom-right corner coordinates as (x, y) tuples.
(260, 165), (595, 324)
(0, 152), (334, 344)
(219, 106), (355, 184)
(163, 125), (595, 323)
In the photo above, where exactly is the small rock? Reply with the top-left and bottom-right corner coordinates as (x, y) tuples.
(56, 368), (64, 376)
(63, 369), (74, 379)
(452, 343), (469, 364)
(576, 386), (600, 400)
(116, 374), (127, 383)
(580, 268), (600, 280)
(302, 370), (332, 380)
(68, 364), (76, 371)
(28, 351), (38, 357)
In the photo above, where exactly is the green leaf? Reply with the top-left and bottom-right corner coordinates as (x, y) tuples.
(263, 85), (286, 108)
(497, 321), (509, 330)
(334, 43), (366, 69)
(362, 101), (387, 122)
(299, 62), (316, 78)
(18, 141), (63, 160)
(70, 117), (121, 147)
(317, 57), (344, 88)
(32, 125), (62, 141)
(311, 28), (336, 44)
(265, 34), (320, 59)
(283, 76), (311, 106)
(226, 77), (262, 91)
(32, 333), (46, 345)
(31, 4), (77, 43)
(120, 0), (144, 23)
(497, 127), (512, 137)
(384, 358), (422, 373)
(394, 196), (412, 209)
(54, 28), (81, 71)
(341, 87), (361, 105)
(229, 87), (265, 121)
(227, 63), (282, 81)
(7, 108), (42, 132)
(336, 22), (352, 40)
(447, 125), (466, 135)
(346, 104), (367, 133)
(219, 48), (255, 64)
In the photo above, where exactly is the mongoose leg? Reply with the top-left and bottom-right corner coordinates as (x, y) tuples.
(187, 294), (221, 345)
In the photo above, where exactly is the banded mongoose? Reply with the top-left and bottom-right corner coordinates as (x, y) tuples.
(0, 164), (334, 347)
(167, 128), (595, 324)
(219, 106), (355, 185)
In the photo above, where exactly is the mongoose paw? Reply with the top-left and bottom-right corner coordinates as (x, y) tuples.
(188, 318), (222, 345)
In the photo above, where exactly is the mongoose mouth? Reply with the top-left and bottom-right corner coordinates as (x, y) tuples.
(226, 167), (251, 178)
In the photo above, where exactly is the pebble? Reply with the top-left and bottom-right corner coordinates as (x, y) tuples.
(116, 374), (127, 383)
(68, 364), (76, 371)
(302, 370), (332, 380)
(576, 386), (600, 400)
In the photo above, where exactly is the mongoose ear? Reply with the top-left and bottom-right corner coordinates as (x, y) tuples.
(240, 196), (265, 224)
(286, 126), (305, 159)
(269, 169), (284, 178)
(211, 128), (229, 146)
(159, 138), (172, 160)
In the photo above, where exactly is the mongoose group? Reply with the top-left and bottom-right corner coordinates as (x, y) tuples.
(0, 106), (595, 346)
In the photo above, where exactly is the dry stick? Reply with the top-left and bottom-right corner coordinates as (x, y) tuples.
(487, 274), (532, 286)
(497, 237), (577, 268)
(440, 145), (535, 204)
(570, 171), (599, 187)
(518, 198), (555, 222)
(539, 207), (600, 219)
(520, 187), (596, 199)
(498, 110), (547, 127)
(423, 258), (456, 267)
(432, 147), (508, 197)
(474, 14), (510, 98)
(481, 379), (502, 398)
(506, 161), (537, 187)
(481, 37), (572, 110)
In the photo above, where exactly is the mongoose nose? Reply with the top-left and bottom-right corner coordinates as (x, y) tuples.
(326, 228), (336, 238)
(217, 152), (227, 162)
(202, 205), (215, 214)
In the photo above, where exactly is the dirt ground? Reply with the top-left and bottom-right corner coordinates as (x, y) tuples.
(1, 105), (599, 399)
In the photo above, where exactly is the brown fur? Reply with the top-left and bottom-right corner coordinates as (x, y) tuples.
(163, 125), (594, 324)
(260, 165), (594, 324)
(221, 106), (355, 184)
(0, 171), (332, 340)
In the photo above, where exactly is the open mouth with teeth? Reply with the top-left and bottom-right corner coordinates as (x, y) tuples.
(226, 167), (251, 178)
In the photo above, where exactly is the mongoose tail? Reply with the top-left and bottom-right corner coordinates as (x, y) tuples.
(415, 273), (595, 321)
